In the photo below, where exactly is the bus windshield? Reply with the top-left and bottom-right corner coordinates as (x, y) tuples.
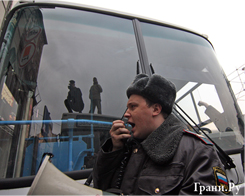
(0, 5), (243, 179)
(140, 22), (244, 150)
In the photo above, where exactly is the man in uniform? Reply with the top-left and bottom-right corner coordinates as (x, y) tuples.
(93, 74), (230, 195)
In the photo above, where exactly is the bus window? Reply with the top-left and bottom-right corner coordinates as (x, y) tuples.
(140, 22), (243, 151)
(0, 6), (138, 178)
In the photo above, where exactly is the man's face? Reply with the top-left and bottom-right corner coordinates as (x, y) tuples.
(124, 94), (156, 139)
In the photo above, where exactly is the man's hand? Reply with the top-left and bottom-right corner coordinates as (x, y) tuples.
(110, 120), (131, 151)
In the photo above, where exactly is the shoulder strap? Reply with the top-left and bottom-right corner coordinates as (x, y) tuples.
(183, 129), (213, 145)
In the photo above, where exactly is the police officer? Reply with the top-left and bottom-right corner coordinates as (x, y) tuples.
(93, 74), (230, 195)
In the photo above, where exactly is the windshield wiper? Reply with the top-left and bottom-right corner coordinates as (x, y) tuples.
(174, 103), (236, 169)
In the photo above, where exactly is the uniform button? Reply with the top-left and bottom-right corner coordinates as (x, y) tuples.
(155, 188), (160, 194)
(133, 148), (138, 153)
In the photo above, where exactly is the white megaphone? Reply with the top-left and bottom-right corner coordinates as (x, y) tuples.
(27, 155), (111, 195)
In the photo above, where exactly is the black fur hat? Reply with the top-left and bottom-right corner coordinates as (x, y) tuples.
(126, 74), (176, 114)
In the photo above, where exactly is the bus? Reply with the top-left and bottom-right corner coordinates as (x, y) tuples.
(0, 1), (244, 195)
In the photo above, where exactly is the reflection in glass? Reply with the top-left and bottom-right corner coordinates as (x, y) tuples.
(64, 80), (84, 113)
(141, 22), (243, 150)
(0, 6), (138, 177)
(89, 77), (103, 114)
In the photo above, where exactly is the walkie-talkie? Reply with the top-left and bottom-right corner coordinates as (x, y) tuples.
(120, 108), (132, 144)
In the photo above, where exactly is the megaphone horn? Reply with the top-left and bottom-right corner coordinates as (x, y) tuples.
(27, 155), (106, 195)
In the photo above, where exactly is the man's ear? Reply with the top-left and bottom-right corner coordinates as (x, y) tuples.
(152, 103), (162, 116)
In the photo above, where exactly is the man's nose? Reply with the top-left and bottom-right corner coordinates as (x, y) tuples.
(124, 109), (130, 117)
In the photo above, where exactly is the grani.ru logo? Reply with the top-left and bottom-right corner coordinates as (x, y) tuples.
(194, 182), (241, 195)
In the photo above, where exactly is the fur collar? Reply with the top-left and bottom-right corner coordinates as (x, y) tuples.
(141, 114), (186, 164)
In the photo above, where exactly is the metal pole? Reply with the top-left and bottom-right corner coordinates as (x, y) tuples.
(132, 19), (151, 76)
(67, 119), (74, 171)
(68, 128), (73, 171)
(14, 91), (33, 177)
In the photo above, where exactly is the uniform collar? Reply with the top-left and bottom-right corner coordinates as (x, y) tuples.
(141, 114), (186, 164)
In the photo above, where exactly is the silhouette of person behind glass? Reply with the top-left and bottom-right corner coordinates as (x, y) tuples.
(198, 101), (232, 132)
(64, 80), (84, 113)
(89, 77), (103, 114)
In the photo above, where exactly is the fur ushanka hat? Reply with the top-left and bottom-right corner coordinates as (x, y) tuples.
(126, 74), (176, 114)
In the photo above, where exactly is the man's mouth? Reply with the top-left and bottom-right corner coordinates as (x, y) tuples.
(128, 122), (135, 129)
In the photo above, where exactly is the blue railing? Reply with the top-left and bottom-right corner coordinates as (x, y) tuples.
(1, 119), (113, 173)
(0, 119), (113, 126)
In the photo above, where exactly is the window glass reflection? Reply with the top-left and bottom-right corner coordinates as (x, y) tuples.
(28, 7), (138, 172)
(141, 22), (243, 150)
(0, 6), (139, 176)
(33, 8), (138, 135)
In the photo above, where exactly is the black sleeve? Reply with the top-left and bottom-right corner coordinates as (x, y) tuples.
(180, 143), (230, 195)
(93, 139), (125, 191)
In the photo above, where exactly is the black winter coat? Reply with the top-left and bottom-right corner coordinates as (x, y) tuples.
(93, 114), (229, 195)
